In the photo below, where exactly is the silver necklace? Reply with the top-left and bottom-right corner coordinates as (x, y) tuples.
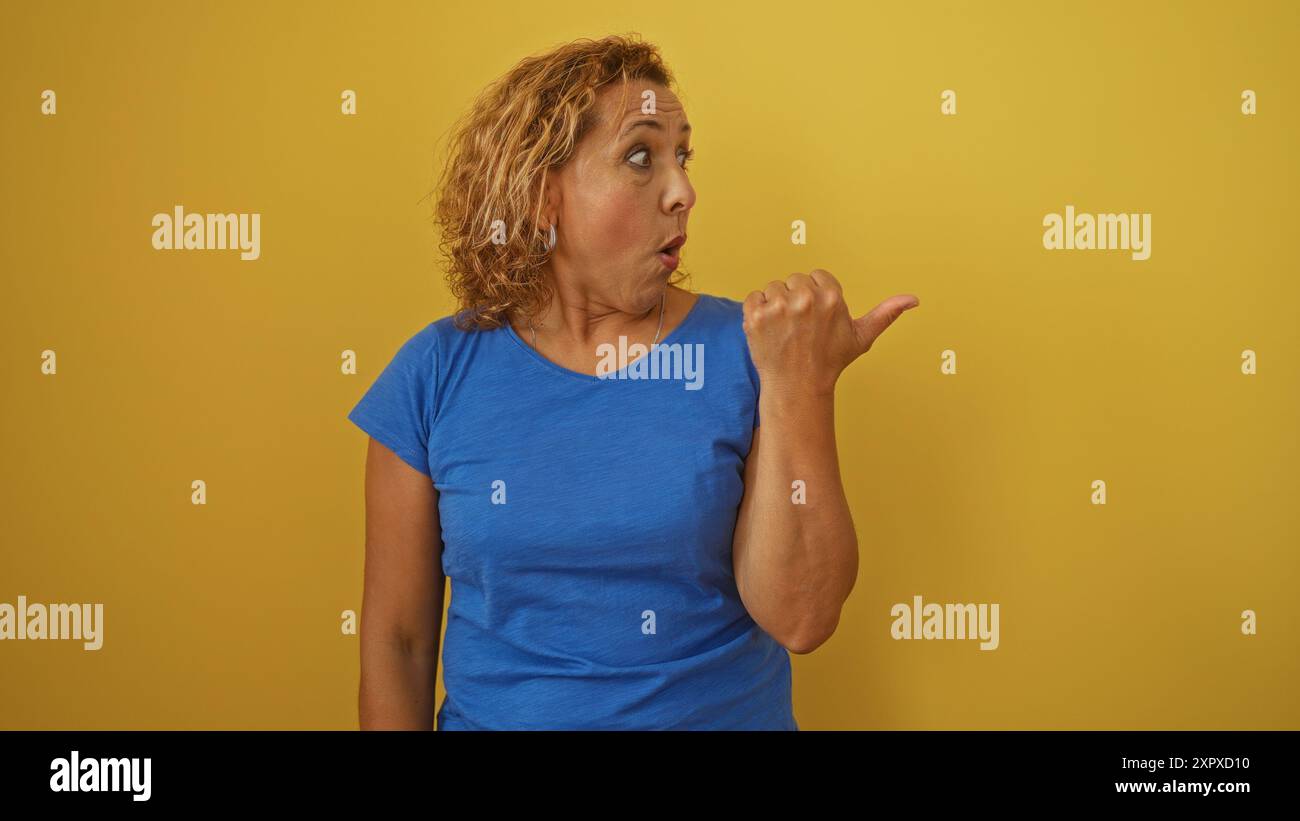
(529, 291), (667, 349)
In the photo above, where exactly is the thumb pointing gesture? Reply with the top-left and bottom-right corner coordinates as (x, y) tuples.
(851, 294), (922, 357)
(743, 269), (920, 397)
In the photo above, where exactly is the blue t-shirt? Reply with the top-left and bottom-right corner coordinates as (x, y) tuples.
(346, 292), (797, 730)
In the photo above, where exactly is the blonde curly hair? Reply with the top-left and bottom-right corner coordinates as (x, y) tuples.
(429, 34), (692, 332)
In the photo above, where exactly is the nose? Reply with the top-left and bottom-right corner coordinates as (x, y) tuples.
(663, 165), (695, 216)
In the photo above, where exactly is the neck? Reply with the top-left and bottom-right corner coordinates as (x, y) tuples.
(524, 284), (668, 348)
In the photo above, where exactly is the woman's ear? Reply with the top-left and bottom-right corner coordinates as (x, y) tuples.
(536, 161), (568, 225)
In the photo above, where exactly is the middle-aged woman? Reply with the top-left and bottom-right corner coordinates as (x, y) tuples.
(348, 34), (919, 730)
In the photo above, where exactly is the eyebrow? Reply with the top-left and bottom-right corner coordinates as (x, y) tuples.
(618, 118), (691, 139)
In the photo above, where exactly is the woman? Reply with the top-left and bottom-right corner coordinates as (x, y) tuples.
(348, 34), (919, 730)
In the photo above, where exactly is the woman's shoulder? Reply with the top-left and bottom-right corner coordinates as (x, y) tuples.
(678, 289), (744, 326)
(398, 307), (499, 357)
(370, 310), (480, 391)
(686, 289), (741, 312)
(674, 290), (752, 350)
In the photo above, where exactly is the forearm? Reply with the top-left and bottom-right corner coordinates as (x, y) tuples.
(735, 385), (859, 652)
(359, 634), (440, 730)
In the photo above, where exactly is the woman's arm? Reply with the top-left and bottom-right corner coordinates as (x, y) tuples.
(732, 401), (857, 655)
(357, 437), (445, 730)
(732, 270), (919, 655)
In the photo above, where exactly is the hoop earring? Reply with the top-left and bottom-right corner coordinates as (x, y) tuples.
(547, 223), (557, 250)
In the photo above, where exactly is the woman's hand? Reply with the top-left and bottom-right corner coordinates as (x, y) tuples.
(742, 269), (919, 398)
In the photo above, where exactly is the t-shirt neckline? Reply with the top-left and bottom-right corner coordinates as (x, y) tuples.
(504, 292), (707, 383)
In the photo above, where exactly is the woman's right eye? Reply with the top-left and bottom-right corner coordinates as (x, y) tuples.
(628, 148), (650, 168)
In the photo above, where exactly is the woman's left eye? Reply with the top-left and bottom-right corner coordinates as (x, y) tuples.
(628, 147), (695, 169)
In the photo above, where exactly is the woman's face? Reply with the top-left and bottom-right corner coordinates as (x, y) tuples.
(544, 80), (695, 313)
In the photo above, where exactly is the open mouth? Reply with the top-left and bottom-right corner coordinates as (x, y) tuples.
(657, 247), (680, 271)
(657, 235), (685, 270)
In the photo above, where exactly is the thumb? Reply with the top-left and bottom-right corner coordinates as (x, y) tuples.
(851, 295), (920, 354)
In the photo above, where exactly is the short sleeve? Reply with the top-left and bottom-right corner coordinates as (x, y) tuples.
(347, 323), (439, 477)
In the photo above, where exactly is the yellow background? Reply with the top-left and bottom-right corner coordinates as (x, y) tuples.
(2, 0), (1296, 729)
